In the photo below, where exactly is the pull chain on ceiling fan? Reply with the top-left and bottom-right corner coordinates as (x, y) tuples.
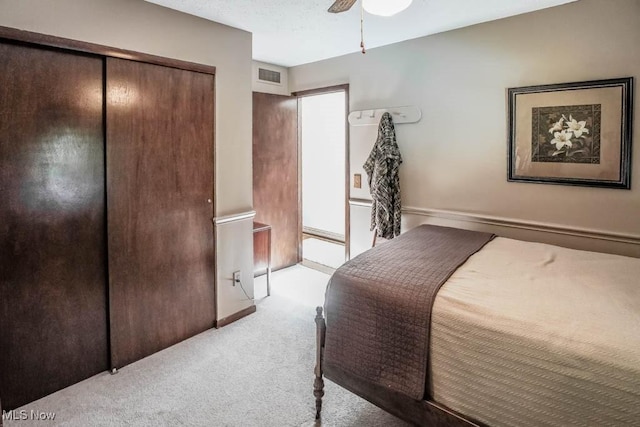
(360, 1), (365, 54)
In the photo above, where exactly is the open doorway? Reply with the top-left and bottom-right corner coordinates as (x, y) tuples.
(296, 85), (349, 271)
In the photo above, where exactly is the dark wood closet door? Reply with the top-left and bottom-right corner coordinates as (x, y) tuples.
(253, 92), (299, 270)
(106, 58), (215, 368)
(0, 42), (107, 409)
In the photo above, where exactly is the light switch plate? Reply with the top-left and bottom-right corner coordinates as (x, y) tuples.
(354, 174), (362, 188)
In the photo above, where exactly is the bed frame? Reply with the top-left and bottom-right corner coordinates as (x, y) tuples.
(313, 306), (483, 426)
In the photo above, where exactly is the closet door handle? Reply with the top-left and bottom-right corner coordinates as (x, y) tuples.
(207, 199), (212, 204)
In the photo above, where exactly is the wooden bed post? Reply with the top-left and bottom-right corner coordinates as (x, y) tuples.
(314, 306), (326, 420)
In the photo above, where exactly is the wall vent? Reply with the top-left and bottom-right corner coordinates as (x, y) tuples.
(258, 67), (282, 85)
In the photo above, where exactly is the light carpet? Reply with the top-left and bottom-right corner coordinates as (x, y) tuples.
(302, 238), (345, 270)
(6, 266), (408, 427)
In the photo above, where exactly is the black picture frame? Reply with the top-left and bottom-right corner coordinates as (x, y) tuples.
(507, 77), (633, 189)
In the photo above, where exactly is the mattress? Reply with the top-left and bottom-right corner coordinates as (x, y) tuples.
(429, 237), (640, 426)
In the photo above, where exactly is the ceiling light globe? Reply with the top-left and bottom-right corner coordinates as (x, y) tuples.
(362, 0), (413, 16)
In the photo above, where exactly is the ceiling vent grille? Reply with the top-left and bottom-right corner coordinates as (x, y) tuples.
(258, 68), (282, 85)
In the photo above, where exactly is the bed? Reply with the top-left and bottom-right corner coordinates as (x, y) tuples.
(313, 224), (640, 426)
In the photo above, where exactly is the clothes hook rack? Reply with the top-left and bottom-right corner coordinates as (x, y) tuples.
(348, 106), (421, 126)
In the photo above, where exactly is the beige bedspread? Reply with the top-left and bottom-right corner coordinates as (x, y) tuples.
(430, 237), (640, 426)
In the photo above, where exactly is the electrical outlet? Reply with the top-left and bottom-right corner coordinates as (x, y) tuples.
(232, 271), (241, 286)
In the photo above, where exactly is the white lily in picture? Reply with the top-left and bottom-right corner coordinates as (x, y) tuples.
(548, 117), (565, 134)
(566, 115), (590, 138)
(551, 130), (573, 150)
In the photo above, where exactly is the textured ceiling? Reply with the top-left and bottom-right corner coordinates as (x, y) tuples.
(145, 0), (577, 67)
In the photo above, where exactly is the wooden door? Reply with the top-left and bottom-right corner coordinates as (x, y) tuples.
(106, 58), (216, 368)
(253, 92), (299, 270)
(0, 42), (108, 409)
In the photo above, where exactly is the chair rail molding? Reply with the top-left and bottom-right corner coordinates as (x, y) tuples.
(214, 210), (256, 225)
(348, 199), (640, 245)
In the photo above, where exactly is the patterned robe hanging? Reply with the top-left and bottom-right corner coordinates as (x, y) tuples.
(363, 112), (402, 239)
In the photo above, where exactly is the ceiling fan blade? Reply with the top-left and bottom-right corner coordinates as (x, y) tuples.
(328, 0), (357, 13)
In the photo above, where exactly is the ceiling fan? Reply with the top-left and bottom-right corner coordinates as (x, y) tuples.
(328, 0), (357, 13)
(328, 0), (413, 17)
(327, 0), (413, 54)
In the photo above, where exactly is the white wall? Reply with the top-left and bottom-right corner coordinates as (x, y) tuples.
(290, 0), (640, 257)
(252, 61), (290, 96)
(301, 92), (346, 237)
(0, 0), (256, 319)
(215, 216), (255, 320)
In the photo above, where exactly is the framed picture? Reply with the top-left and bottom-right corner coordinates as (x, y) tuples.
(507, 77), (633, 189)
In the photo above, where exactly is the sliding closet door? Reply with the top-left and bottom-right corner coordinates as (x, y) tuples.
(106, 58), (216, 368)
(0, 42), (108, 409)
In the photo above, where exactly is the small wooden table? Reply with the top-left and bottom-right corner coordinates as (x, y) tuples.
(253, 221), (272, 296)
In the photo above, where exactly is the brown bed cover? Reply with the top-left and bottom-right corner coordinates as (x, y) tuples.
(323, 224), (494, 400)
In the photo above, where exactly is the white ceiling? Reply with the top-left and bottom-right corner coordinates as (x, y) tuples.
(145, 0), (577, 67)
